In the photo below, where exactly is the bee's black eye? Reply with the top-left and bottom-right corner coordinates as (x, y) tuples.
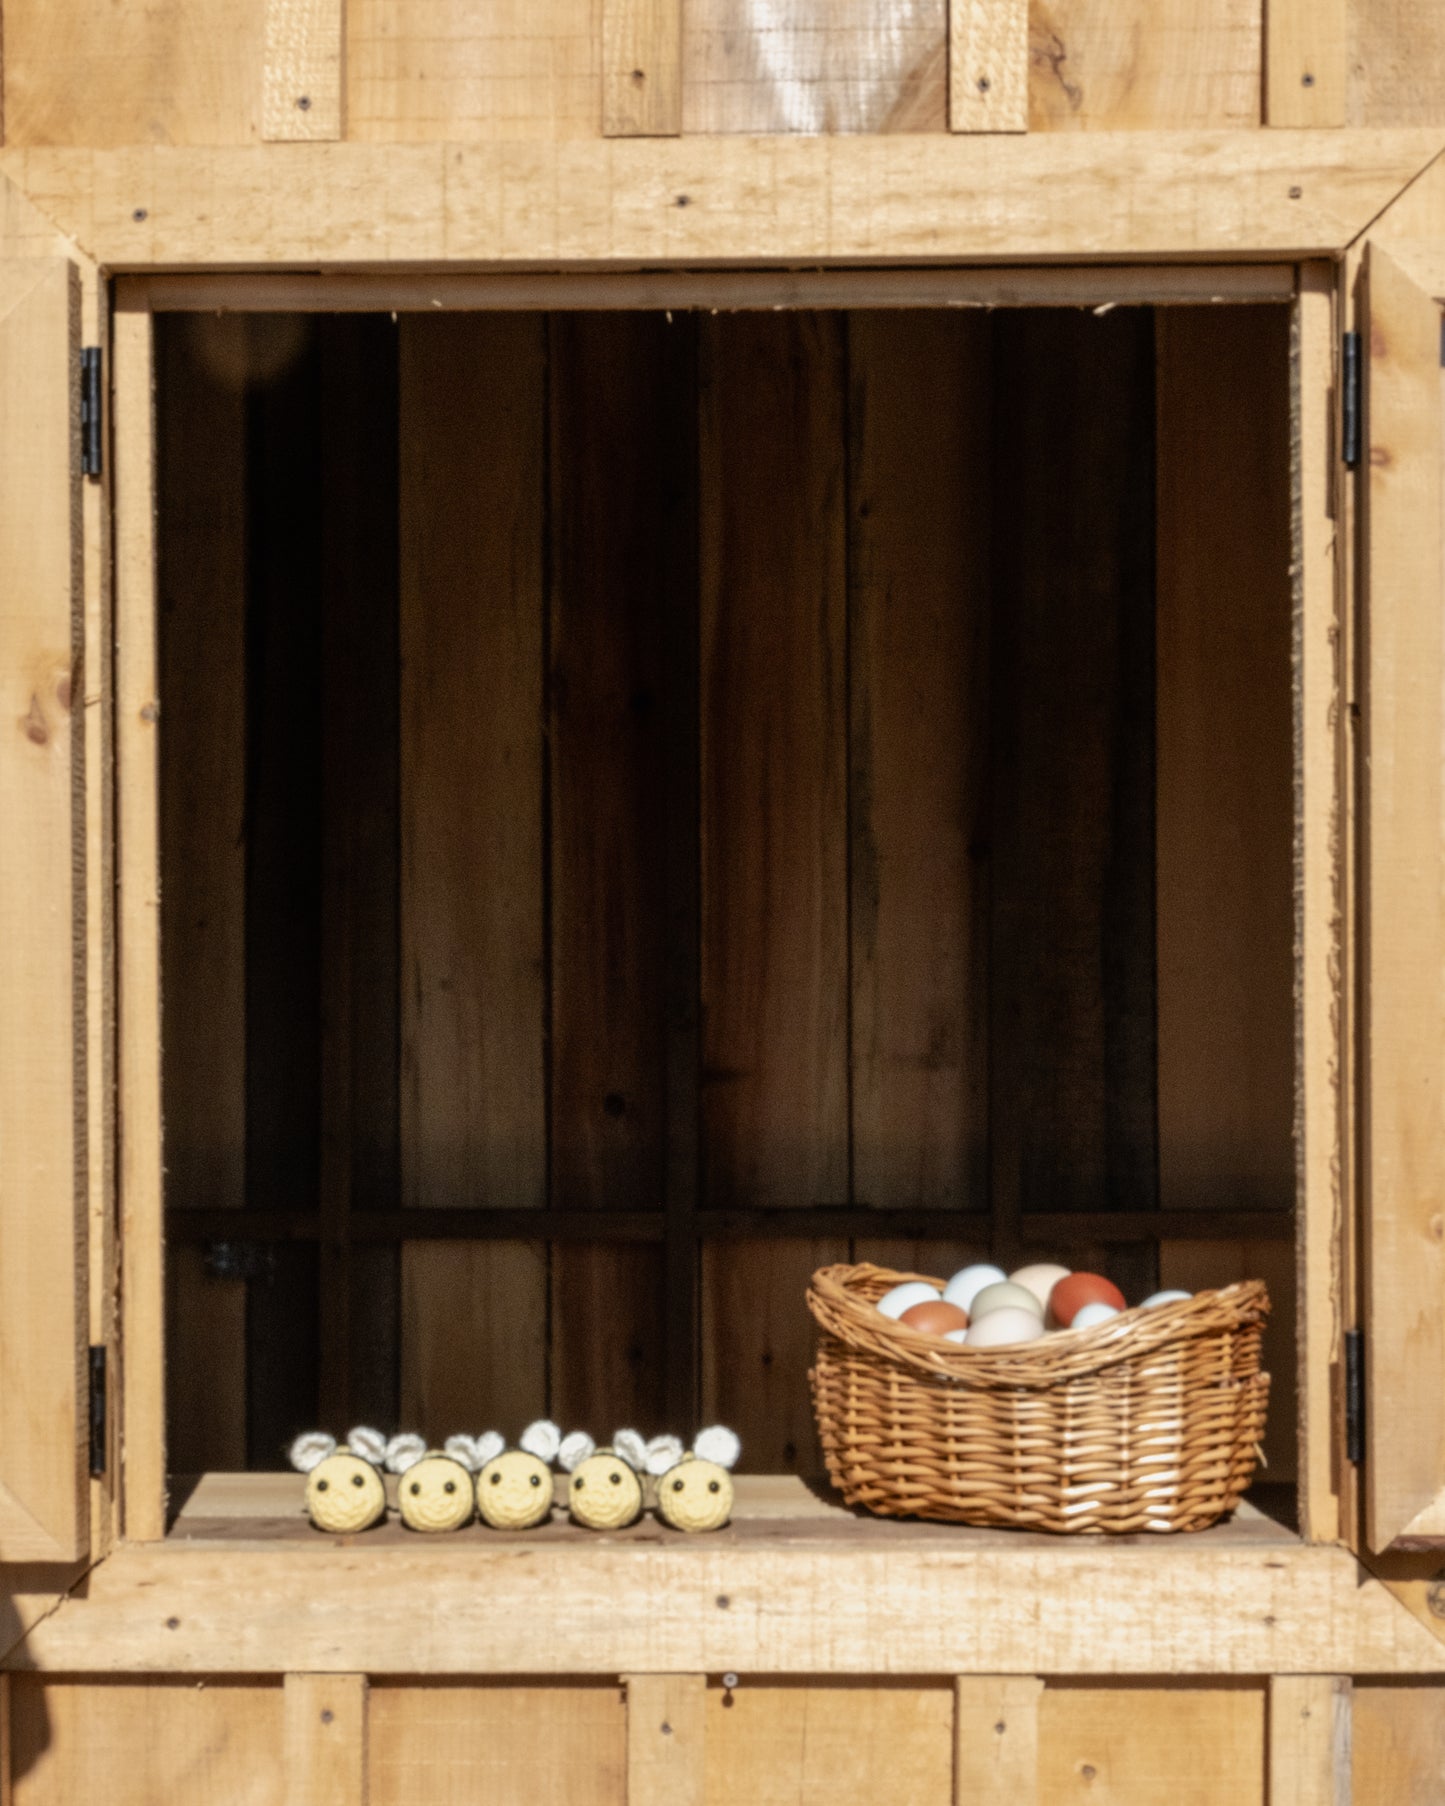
(444, 1480), (456, 1493)
(316, 1479), (329, 1492)
(410, 1482), (421, 1495)
(610, 1470), (622, 1485)
(529, 1473), (541, 1487)
(672, 1478), (684, 1492)
(352, 1474), (365, 1488)
(574, 1476), (584, 1490)
(491, 1472), (502, 1485)
(709, 1480), (720, 1493)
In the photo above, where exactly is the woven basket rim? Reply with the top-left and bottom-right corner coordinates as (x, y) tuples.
(806, 1262), (1270, 1391)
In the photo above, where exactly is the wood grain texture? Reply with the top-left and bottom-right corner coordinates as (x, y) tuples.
(848, 312), (990, 1214)
(1348, 1), (1445, 127)
(284, 1673), (366, 1806)
(1028, 0), (1261, 130)
(1039, 1683), (1266, 1804)
(9, 1678), (284, 1806)
(1353, 1681), (1445, 1802)
(627, 1674), (704, 1806)
(156, 315), (249, 1476)
(264, 0), (344, 140)
(705, 1681), (953, 1805)
(0, 259), (85, 1563)
(604, 0), (682, 135)
(954, 1675), (1042, 1803)
(1269, 1676), (1351, 1806)
(5, 135), (1433, 269)
(1361, 245), (1445, 1550)
(1266, 0), (1347, 127)
(398, 313), (547, 1442)
(950, 0), (1029, 131)
(368, 1683), (626, 1806)
(347, 0), (599, 142)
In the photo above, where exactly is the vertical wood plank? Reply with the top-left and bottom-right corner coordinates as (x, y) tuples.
(285, 1673), (367, 1806)
(1269, 1677), (1352, 1806)
(156, 315), (249, 1477)
(954, 1676), (1042, 1805)
(848, 311), (991, 1212)
(399, 313), (547, 1442)
(1, 1672), (12, 1806)
(114, 296), (167, 1543)
(1040, 1685), (1266, 1804)
(949, 0), (1029, 132)
(603, 0), (682, 135)
(264, 0), (345, 140)
(627, 1675), (704, 1806)
(1266, 0), (1347, 128)
(1352, 1682), (1445, 1802)
(1361, 245), (1445, 1550)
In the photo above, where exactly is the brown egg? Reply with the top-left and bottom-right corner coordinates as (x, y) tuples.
(898, 1299), (970, 1337)
(1049, 1272), (1127, 1327)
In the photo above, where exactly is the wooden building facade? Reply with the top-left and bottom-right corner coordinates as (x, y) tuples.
(3, 0), (1445, 1799)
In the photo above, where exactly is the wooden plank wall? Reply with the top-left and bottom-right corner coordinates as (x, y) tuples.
(157, 305), (1295, 1479)
(9, 1673), (1445, 1803)
(3, 0), (1445, 144)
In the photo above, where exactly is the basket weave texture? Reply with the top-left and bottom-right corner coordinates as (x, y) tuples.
(807, 1263), (1269, 1534)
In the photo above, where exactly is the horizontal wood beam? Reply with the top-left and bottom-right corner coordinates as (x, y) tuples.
(8, 1539), (1443, 1676)
(3, 133), (1441, 270)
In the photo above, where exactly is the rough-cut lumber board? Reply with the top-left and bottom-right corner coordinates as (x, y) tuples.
(1040, 1684), (1266, 1803)
(132, 264), (1298, 315)
(954, 1676), (1042, 1804)
(398, 314), (547, 1441)
(155, 316), (249, 1477)
(627, 1674), (704, 1806)
(264, 0), (345, 141)
(2, 134), (1439, 269)
(8, 1677), (285, 1805)
(950, 0), (1028, 132)
(683, 0), (946, 135)
(848, 313), (989, 1213)
(368, 1683), (626, 1806)
(603, 0), (682, 135)
(114, 299), (168, 1545)
(14, 1539), (1445, 1675)
(1269, 1676), (1352, 1806)
(284, 1673), (366, 1806)
(1294, 264), (1346, 1544)
(707, 1681), (953, 1805)
(1266, 0), (1347, 128)
(1360, 244), (1445, 1551)
(1353, 1680), (1445, 1799)
(347, 0), (599, 143)
(0, 259), (85, 1564)
(1348, 4), (1445, 128)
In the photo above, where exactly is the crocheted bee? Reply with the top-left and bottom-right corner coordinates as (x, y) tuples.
(651, 1427), (741, 1533)
(560, 1427), (647, 1530)
(290, 1426), (389, 1534)
(386, 1432), (478, 1532)
(474, 1420), (560, 1530)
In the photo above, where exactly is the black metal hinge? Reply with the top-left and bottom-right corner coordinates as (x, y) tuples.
(88, 1344), (108, 1477)
(1341, 331), (1362, 470)
(80, 346), (103, 478)
(1344, 1326), (1364, 1466)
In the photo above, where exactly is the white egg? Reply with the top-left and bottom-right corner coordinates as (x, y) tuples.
(1008, 1262), (1072, 1310)
(943, 1328), (969, 1344)
(942, 1263), (1007, 1312)
(964, 1307), (1044, 1348)
(1071, 1301), (1122, 1330)
(876, 1281), (943, 1320)
(1140, 1290), (1192, 1309)
(969, 1281), (1045, 1323)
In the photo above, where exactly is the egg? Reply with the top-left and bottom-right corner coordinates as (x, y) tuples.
(1048, 1271), (1126, 1326)
(876, 1280), (944, 1320)
(942, 1263), (1007, 1311)
(898, 1299), (970, 1337)
(965, 1307), (1045, 1347)
(1140, 1289), (1192, 1309)
(1070, 1301), (1122, 1331)
(968, 1281), (1045, 1323)
(944, 1328), (968, 1343)
(1008, 1263), (1072, 1311)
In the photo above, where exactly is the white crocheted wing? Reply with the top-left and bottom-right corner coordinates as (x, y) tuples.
(693, 1426), (741, 1471)
(289, 1430), (336, 1474)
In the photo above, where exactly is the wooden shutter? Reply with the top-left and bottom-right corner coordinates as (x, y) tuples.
(1361, 242), (1445, 1552)
(0, 258), (88, 1562)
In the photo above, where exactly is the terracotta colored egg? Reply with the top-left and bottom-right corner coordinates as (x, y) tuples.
(898, 1299), (970, 1337)
(877, 1280), (943, 1320)
(942, 1264), (1007, 1311)
(965, 1308), (1045, 1348)
(1009, 1263), (1072, 1311)
(1070, 1301), (1121, 1331)
(1049, 1272), (1127, 1327)
(968, 1281), (1045, 1323)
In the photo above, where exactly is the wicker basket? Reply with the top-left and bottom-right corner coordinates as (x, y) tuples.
(807, 1263), (1270, 1534)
